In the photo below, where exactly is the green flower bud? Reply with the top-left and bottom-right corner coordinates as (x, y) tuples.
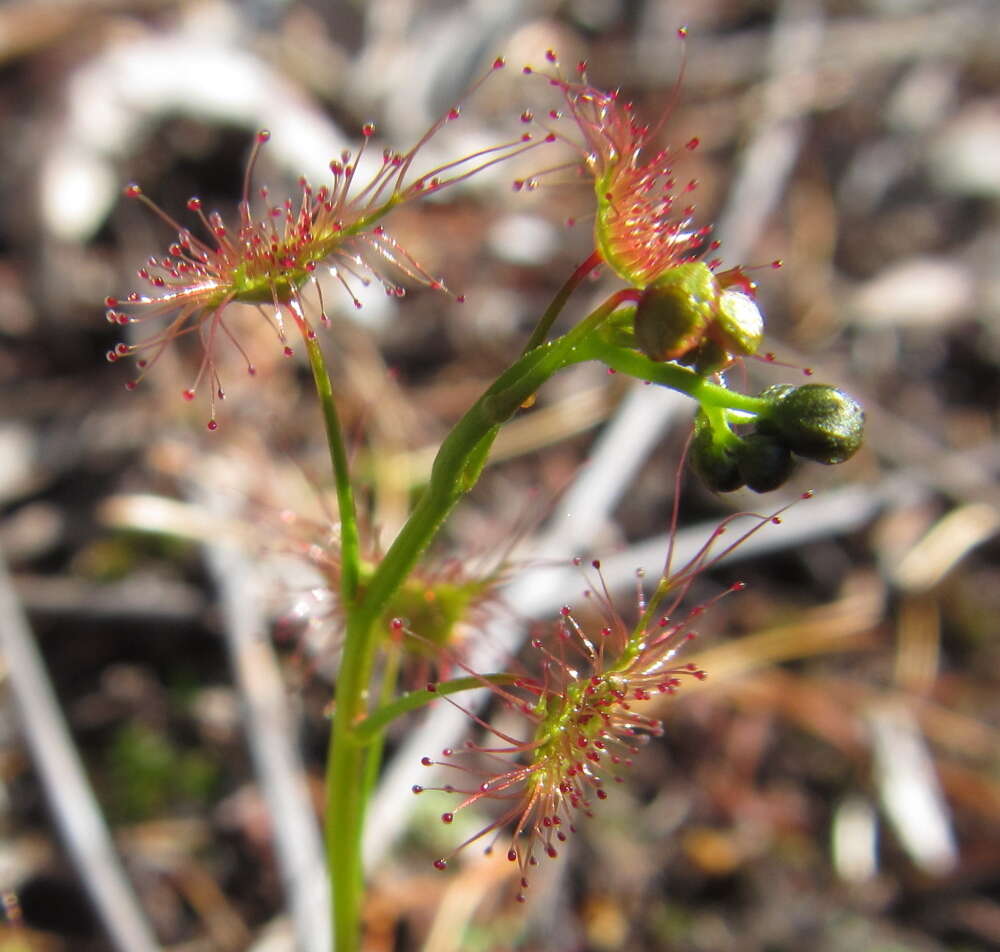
(758, 383), (865, 464)
(690, 410), (744, 492)
(633, 262), (718, 362)
(737, 433), (795, 493)
(757, 383), (796, 405)
(715, 289), (764, 356)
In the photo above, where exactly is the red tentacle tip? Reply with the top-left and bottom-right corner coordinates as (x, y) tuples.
(124, 184), (141, 198)
(257, 130), (271, 143)
(433, 859), (448, 870)
(492, 56), (505, 70)
(677, 26), (689, 39)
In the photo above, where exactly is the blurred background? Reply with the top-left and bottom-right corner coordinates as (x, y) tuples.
(1, 0), (998, 950)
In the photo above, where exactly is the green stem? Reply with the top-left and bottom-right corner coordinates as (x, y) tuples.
(355, 674), (520, 743)
(574, 333), (770, 414)
(321, 285), (767, 950)
(326, 621), (369, 952)
(301, 328), (362, 603)
(295, 321), (367, 952)
(521, 250), (602, 354)
(360, 636), (403, 807)
(323, 290), (638, 950)
(354, 288), (640, 637)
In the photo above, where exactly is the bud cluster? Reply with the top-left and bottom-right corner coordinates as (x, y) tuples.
(691, 383), (865, 493)
(633, 261), (768, 373)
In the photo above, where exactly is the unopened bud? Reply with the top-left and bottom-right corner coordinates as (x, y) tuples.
(633, 263), (718, 362)
(737, 433), (795, 493)
(757, 383), (795, 404)
(758, 384), (864, 464)
(715, 290), (763, 356)
(690, 410), (744, 492)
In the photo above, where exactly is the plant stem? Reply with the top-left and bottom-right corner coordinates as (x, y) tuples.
(355, 674), (520, 743)
(521, 250), (602, 354)
(322, 289), (637, 951)
(359, 638), (402, 838)
(299, 318), (361, 603)
(320, 286), (769, 949)
(293, 316), (367, 952)
(573, 333), (770, 413)
(355, 288), (640, 635)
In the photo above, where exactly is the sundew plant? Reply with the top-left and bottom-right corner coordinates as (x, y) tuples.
(108, 40), (864, 951)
